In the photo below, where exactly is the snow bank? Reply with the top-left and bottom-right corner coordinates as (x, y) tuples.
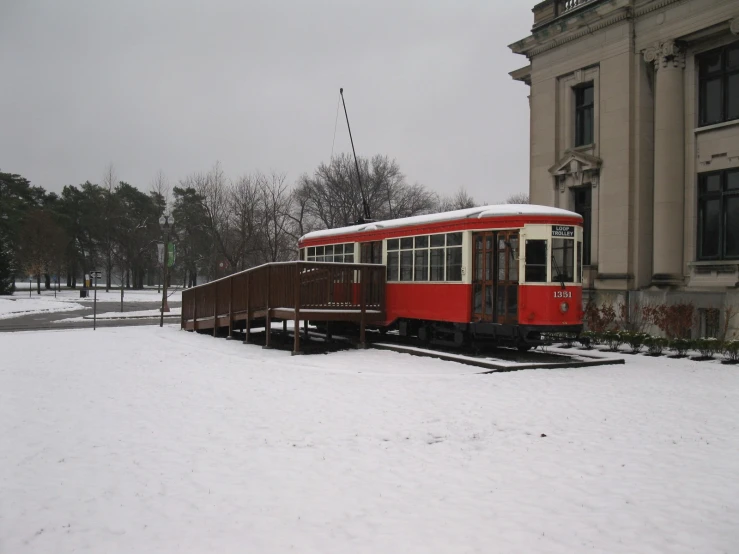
(1, 327), (738, 553)
(0, 297), (88, 320)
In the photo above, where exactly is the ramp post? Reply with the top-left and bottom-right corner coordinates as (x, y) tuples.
(244, 272), (251, 343)
(360, 266), (367, 348)
(227, 277), (234, 339)
(212, 283), (218, 337)
(293, 263), (301, 355)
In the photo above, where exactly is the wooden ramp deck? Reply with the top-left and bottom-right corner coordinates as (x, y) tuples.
(181, 261), (386, 354)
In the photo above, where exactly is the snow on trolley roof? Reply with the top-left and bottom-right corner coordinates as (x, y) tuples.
(299, 204), (582, 242)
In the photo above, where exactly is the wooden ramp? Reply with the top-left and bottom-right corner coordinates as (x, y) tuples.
(181, 261), (386, 354)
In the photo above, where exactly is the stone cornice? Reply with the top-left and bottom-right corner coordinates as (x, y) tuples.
(510, 7), (631, 57)
(632, 0), (684, 18)
(509, 64), (533, 85)
(731, 17), (739, 35)
(509, 0), (688, 58)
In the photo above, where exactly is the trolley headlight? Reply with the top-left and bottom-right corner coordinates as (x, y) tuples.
(560, 301), (569, 313)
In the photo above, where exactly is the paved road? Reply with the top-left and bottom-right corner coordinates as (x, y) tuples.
(0, 300), (182, 332)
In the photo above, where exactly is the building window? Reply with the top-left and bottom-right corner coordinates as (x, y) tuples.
(572, 185), (592, 265)
(697, 169), (739, 260)
(386, 232), (463, 282)
(574, 83), (594, 147)
(699, 308), (720, 338)
(698, 41), (739, 126)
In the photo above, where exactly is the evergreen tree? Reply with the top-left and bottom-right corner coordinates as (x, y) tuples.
(0, 237), (14, 294)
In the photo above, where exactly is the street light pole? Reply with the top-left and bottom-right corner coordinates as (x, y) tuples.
(159, 214), (174, 328)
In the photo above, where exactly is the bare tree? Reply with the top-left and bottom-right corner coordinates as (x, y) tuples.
(437, 187), (478, 212)
(150, 169), (170, 213)
(229, 173), (261, 270)
(297, 153), (436, 229)
(191, 162), (236, 275)
(506, 192), (530, 204)
(258, 171), (294, 263)
(101, 163), (119, 291)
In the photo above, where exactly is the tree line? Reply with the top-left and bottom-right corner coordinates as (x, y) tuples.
(0, 155), (527, 295)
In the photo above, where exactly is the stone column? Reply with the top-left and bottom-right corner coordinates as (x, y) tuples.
(643, 40), (685, 283)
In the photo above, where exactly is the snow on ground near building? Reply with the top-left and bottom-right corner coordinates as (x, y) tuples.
(1, 327), (738, 553)
(0, 297), (89, 319)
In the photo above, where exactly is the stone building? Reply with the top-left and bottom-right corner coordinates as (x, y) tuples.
(509, 0), (739, 336)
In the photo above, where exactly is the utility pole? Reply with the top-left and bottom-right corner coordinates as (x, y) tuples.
(159, 214), (174, 327)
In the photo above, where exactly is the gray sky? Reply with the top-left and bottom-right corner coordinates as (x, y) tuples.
(0, 1), (532, 204)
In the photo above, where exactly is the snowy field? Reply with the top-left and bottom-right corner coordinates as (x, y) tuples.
(1, 326), (738, 553)
(0, 296), (88, 320)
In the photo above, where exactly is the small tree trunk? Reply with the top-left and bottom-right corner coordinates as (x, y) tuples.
(44, 273), (51, 290)
(36, 274), (41, 294)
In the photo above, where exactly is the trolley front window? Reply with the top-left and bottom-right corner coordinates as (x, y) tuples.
(525, 240), (547, 282)
(551, 238), (575, 283)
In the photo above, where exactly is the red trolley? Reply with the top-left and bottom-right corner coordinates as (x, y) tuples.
(298, 204), (584, 349)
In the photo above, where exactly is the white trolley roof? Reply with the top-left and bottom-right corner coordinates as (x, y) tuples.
(299, 204), (582, 243)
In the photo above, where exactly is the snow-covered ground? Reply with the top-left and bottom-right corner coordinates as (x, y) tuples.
(1, 326), (738, 553)
(0, 297), (89, 320)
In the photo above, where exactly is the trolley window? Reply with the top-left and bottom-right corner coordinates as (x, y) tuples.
(525, 240), (547, 282)
(551, 238), (575, 283)
(306, 243), (354, 263)
(387, 251), (399, 281)
(385, 232), (463, 282)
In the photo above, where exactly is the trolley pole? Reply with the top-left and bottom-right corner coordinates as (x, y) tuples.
(339, 88), (371, 222)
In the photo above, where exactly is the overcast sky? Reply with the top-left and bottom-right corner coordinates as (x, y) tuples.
(0, 1), (533, 204)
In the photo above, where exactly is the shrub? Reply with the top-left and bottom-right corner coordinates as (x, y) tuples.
(602, 330), (624, 351)
(579, 331), (594, 349)
(559, 333), (577, 348)
(644, 336), (669, 356)
(694, 337), (721, 359)
(722, 340), (739, 363)
(669, 337), (692, 358)
(622, 331), (648, 353)
(584, 301), (618, 333)
(643, 302), (695, 339)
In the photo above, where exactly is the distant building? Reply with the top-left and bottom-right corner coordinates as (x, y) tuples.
(509, 0), (739, 335)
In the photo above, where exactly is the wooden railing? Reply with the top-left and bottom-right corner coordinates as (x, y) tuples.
(181, 261), (386, 352)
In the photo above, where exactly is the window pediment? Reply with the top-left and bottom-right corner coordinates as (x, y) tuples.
(549, 149), (602, 191)
(549, 149), (602, 176)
